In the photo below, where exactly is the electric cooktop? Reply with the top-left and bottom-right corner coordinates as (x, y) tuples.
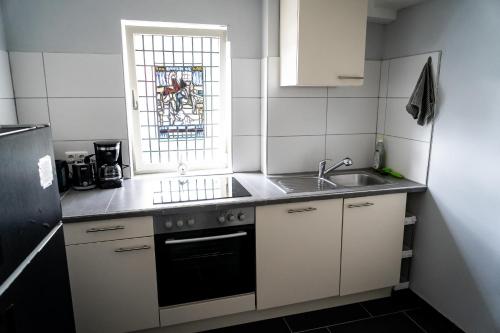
(152, 175), (251, 204)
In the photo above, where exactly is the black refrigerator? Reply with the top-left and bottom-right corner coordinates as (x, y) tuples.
(0, 125), (75, 332)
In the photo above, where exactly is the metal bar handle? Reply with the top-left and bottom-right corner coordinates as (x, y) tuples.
(338, 75), (364, 80)
(165, 231), (248, 245)
(287, 207), (317, 214)
(132, 90), (139, 110)
(347, 202), (374, 208)
(86, 225), (125, 233)
(115, 245), (151, 253)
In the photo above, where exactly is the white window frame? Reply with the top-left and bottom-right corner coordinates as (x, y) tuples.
(121, 20), (231, 176)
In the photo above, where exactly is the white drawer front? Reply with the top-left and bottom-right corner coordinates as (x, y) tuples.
(63, 216), (154, 245)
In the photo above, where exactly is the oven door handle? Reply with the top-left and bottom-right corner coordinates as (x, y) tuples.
(164, 231), (248, 245)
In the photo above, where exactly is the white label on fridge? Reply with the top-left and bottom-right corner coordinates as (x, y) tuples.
(38, 155), (53, 189)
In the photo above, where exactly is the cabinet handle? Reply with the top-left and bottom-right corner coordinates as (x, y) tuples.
(86, 225), (125, 233)
(287, 207), (317, 214)
(347, 202), (374, 208)
(115, 245), (151, 252)
(338, 75), (364, 80)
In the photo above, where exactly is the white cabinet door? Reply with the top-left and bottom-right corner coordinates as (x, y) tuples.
(340, 193), (406, 296)
(281, 0), (368, 86)
(66, 236), (159, 333)
(256, 199), (343, 309)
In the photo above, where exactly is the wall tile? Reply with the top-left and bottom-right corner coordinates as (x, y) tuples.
(0, 99), (17, 125)
(268, 97), (326, 136)
(385, 98), (433, 142)
(232, 135), (261, 172)
(48, 98), (127, 140)
(326, 134), (376, 169)
(232, 98), (261, 136)
(326, 98), (378, 134)
(379, 60), (389, 98)
(0, 51), (14, 98)
(384, 135), (430, 184)
(328, 61), (381, 98)
(16, 98), (50, 125)
(53, 139), (131, 178)
(9, 52), (46, 98)
(387, 52), (440, 98)
(377, 98), (387, 134)
(232, 58), (261, 98)
(267, 57), (327, 98)
(267, 136), (325, 174)
(44, 53), (125, 97)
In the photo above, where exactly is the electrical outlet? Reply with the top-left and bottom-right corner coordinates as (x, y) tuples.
(65, 151), (88, 164)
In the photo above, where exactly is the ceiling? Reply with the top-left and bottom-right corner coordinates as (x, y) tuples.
(371, 0), (427, 11)
(368, 0), (427, 23)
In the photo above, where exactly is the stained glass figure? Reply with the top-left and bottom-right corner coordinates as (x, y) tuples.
(155, 65), (204, 139)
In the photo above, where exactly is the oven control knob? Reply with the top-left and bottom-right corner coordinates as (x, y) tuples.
(217, 215), (226, 223)
(176, 220), (184, 228)
(227, 214), (236, 222)
(164, 220), (173, 229)
(238, 213), (246, 221)
(187, 218), (195, 226)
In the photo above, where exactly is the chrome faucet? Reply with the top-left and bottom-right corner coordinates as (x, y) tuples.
(318, 157), (353, 178)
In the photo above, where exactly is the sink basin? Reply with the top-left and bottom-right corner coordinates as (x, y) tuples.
(327, 172), (388, 187)
(268, 176), (337, 194)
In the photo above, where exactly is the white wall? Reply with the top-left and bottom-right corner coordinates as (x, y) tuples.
(0, 5), (15, 125)
(384, 0), (500, 332)
(378, 52), (440, 184)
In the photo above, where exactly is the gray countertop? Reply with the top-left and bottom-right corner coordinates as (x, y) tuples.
(61, 169), (426, 223)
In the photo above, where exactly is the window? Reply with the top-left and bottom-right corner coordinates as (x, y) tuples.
(122, 21), (230, 174)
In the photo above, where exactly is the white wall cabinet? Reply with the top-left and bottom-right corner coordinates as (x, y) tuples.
(280, 0), (368, 86)
(65, 218), (159, 333)
(256, 199), (343, 309)
(340, 193), (407, 295)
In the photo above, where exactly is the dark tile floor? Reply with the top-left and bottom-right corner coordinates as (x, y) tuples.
(203, 290), (463, 333)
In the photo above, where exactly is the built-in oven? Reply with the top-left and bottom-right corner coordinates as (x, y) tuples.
(153, 207), (255, 307)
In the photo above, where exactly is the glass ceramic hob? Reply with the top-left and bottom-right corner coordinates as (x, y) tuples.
(152, 175), (251, 204)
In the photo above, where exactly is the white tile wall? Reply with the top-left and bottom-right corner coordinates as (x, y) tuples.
(326, 98), (378, 134)
(379, 60), (389, 98)
(384, 136), (430, 184)
(377, 98), (387, 134)
(0, 99), (17, 125)
(44, 53), (125, 97)
(326, 134), (376, 169)
(232, 135), (261, 172)
(328, 61), (381, 98)
(232, 98), (261, 136)
(385, 98), (433, 142)
(267, 57), (327, 98)
(0, 51), (14, 99)
(379, 52), (440, 184)
(48, 98), (127, 141)
(267, 136), (325, 174)
(16, 98), (50, 125)
(267, 98), (327, 136)
(387, 52), (440, 98)
(232, 59), (261, 98)
(9, 52), (46, 98)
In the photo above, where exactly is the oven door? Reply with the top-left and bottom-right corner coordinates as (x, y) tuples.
(155, 225), (255, 307)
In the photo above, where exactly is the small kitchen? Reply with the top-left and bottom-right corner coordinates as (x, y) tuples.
(0, 1), (498, 333)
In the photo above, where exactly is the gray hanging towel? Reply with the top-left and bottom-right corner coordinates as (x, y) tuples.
(406, 56), (435, 126)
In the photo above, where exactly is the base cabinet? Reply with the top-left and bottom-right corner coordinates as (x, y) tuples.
(256, 199), (343, 309)
(66, 236), (159, 333)
(340, 193), (407, 296)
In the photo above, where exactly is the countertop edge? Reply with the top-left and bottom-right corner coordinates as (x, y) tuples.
(62, 184), (427, 223)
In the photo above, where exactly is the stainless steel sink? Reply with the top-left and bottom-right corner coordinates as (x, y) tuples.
(268, 175), (337, 194)
(327, 172), (388, 187)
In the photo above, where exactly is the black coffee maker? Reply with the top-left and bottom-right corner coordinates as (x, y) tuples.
(94, 141), (123, 188)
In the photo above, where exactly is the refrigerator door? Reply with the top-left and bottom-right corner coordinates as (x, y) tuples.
(0, 126), (62, 285)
